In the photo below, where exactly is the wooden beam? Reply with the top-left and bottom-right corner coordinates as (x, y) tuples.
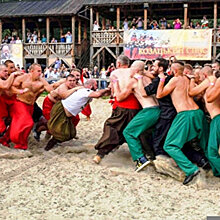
(90, 7), (94, 68)
(83, 22), (87, 40)
(117, 7), (120, 30)
(96, 11), (99, 25)
(46, 17), (50, 43)
(214, 2), (217, 29)
(144, 9), (148, 30)
(0, 19), (2, 45)
(184, 4), (188, 29)
(71, 16), (76, 64)
(78, 19), (81, 44)
(102, 17), (106, 30)
(22, 18), (25, 43)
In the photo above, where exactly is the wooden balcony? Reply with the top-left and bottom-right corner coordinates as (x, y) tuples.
(92, 30), (124, 47)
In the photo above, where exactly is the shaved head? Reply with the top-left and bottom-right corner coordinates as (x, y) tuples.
(201, 66), (213, 76)
(131, 60), (145, 74)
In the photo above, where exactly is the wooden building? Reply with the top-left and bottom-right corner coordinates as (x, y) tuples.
(0, 0), (219, 69)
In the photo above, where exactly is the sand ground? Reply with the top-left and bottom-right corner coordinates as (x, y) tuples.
(0, 98), (219, 220)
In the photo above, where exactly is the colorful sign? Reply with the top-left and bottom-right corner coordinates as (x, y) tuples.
(124, 29), (212, 60)
(0, 43), (23, 66)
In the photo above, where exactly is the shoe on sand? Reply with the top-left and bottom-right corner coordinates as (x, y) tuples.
(183, 169), (200, 185)
(135, 156), (151, 172)
(93, 155), (102, 164)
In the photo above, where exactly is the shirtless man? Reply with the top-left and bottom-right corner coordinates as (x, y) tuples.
(113, 61), (160, 171)
(7, 63), (53, 150)
(93, 55), (141, 164)
(0, 64), (21, 136)
(156, 62), (209, 185)
(190, 70), (220, 176)
(45, 79), (110, 151)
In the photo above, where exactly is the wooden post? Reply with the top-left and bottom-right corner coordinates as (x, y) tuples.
(184, 4), (188, 29)
(78, 19), (81, 44)
(90, 7), (94, 68)
(71, 16), (76, 64)
(102, 17), (106, 30)
(22, 18), (26, 43)
(214, 2), (217, 29)
(96, 11), (99, 25)
(102, 49), (105, 67)
(213, 2), (218, 61)
(116, 7), (120, 30)
(83, 22), (87, 39)
(0, 19), (2, 45)
(46, 17), (50, 67)
(97, 53), (100, 70)
(46, 17), (50, 43)
(144, 9), (148, 30)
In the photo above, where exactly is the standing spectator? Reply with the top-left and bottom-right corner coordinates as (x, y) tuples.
(26, 30), (32, 43)
(51, 68), (60, 79)
(65, 31), (72, 43)
(100, 67), (107, 89)
(44, 67), (54, 78)
(160, 17), (167, 28)
(189, 22), (195, 29)
(83, 68), (91, 79)
(106, 63), (115, 77)
(201, 15), (209, 29)
(29, 36), (34, 43)
(60, 34), (66, 42)
(51, 37), (57, 43)
(136, 17), (143, 30)
(195, 22), (201, 29)
(2, 35), (10, 44)
(130, 18), (136, 29)
(16, 37), (22, 44)
(10, 37), (16, 44)
(91, 66), (99, 78)
(123, 18), (129, 30)
(32, 31), (38, 43)
(37, 37), (42, 43)
(93, 21), (100, 31)
(12, 29), (18, 38)
(173, 18), (182, 29)
(54, 57), (62, 69)
(167, 23), (172, 29)
(41, 35), (47, 43)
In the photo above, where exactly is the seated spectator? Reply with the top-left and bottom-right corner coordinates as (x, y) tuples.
(91, 66), (99, 78)
(51, 38), (57, 43)
(93, 21), (100, 31)
(201, 15), (209, 29)
(188, 22), (195, 29)
(10, 37), (16, 44)
(44, 66), (54, 78)
(150, 20), (159, 29)
(41, 35), (47, 43)
(160, 23), (166, 30)
(65, 31), (72, 43)
(195, 22), (201, 29)
(136, 17), (143, 30)
(29, 36), (34, 43)
(16, 36), (22, 44)
(173, 18), (182, 29)
(123, 18), (129, 30)
(2, 35), (10, 44)
(37, 37), (42, 43)
(51, 68), (60, 79)
(60, 34), (66, 43)
(167, 23), (172, 29)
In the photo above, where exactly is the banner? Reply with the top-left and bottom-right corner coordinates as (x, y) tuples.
(124, 29), (212, 60)
(0, 44), (23, 67)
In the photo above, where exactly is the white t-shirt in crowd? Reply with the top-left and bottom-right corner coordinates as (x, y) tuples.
(61, 88), (93, 116)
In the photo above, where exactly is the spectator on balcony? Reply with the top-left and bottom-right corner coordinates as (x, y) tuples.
(195, 22), (201, 29)
(16, 37), (22, 44)
(160, 17), (167, 28)
(188, 22), (195, 29)
(2, 35), (10, 44)
(130, 18), (136, 29)
(60, 34), (66, 43)
(10, 37), (16, 44)
(27, 30), (32, 42)
(123, 18), (129, 30)
(12, 29), (18, 38)
(160, 23), (166, 30)
(29, 36), (35, 43)
(37, 37), (42, 43)
(136, 17), (143, 30)
(173, 18), (182, 29)
(41, 34), (47, 43)
(93, 21), (100, 31)
(201, 15), (209, 29)
(51, 38), (57, 43)
(65, 31), (72, 43)
(54, 57), (62, 69)
(91, 66), (99, 78)
(32, 31), (38, 43)
(167, 23), (172, 29)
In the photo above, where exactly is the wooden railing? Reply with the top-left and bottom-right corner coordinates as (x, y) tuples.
(92, 30), (124, 45)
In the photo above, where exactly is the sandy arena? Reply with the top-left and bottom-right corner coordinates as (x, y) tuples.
(0, 97), (219, 220)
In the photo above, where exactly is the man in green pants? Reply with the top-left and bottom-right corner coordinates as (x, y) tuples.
(206, 76), (220, 176)
(113, 61), (160, 172)
(156, 62), (209, 185)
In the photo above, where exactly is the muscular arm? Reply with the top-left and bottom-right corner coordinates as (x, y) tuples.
(0, 73), (16, 90)
(41, 78), (54, 92)
(188, 78), (209, 97)
(206, 78), (220, 103)
(88, 88), (111, 98)
(58, 86), (83, 99)
(52, 78), (66, 89)
(10, 74), (27, 95)
(156, 77), (177, 98)
(113, 78), (136, 102)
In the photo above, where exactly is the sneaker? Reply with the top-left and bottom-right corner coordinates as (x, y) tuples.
(135, 156), (151, 172)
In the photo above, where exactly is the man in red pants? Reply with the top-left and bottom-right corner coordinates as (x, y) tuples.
(7, 63), (53, 150)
